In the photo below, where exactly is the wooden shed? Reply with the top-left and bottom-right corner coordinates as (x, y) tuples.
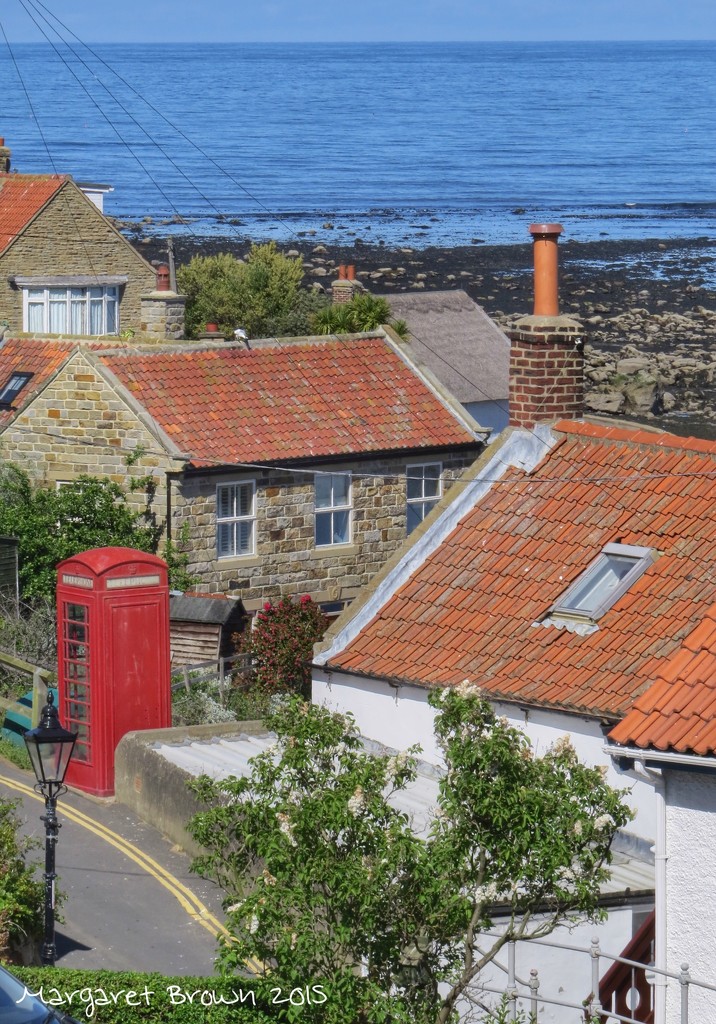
(169, 593), (245, 666)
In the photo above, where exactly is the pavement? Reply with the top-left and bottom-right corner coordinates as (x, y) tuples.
(0, 758), (228, 976)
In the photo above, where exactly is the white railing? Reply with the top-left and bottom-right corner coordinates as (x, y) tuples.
(477, 933), (716, 1023)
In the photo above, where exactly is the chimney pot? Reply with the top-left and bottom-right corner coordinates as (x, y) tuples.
(529, 223), (563, 317)
(346, 265), (356, 281)
(155, 264), (171, 291)
(338, 265), (347, 280)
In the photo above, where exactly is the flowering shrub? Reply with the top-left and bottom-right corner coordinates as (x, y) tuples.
(235, 595), (328, 697)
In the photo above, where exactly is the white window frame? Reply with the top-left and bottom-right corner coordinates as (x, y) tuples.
(216, 481), (256, 559)
(551, 542), (656, 621)
(315, 472), (352, 547)
(22, 285), (119, 336)
(406, 461), (443, 534)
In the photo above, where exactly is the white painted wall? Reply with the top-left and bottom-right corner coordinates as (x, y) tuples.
(664, 769), (716, 1022)
(313, 669), (656, 839)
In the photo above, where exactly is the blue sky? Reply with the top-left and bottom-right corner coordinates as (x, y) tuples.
(2, 0), (716, 43)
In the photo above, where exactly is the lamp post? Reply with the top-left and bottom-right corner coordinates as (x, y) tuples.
(24, 692), (77, 967)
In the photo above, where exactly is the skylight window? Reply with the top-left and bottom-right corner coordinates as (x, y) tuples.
(551, 543), (656, 622)
(0, 372), (32, 408)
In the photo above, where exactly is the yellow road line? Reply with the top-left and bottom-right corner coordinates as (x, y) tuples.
(0, 772), (227, 940)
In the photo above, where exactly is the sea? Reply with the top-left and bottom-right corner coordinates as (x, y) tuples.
(1, 40), (716, 254)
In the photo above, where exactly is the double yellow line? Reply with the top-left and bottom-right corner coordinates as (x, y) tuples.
(0, 772), (228, 942)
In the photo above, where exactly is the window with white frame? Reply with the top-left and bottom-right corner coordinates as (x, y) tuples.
(23, 285), (119, 335)
(406, 462), (442, 534)
(315, 472), (351, 546)
(216, 481), (256, 558)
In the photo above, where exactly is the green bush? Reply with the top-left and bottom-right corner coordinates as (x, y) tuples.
(0, 799), (43, 959)
(10, 968), (279, 1023)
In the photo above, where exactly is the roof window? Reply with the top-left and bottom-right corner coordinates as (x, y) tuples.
(0, 372), (32, 408)
(551, 543), (656, 624)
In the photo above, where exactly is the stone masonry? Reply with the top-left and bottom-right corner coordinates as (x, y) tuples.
(140, 290), (187, 341)
(171, 450), (476, 611)
(0, 350), (179, 522)
(0, 180), (155, 335)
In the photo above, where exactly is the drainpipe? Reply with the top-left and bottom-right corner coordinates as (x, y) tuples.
(636, 763), (667, 1024)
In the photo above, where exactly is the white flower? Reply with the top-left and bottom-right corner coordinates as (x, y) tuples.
(226, 900), (243, 914)
(456, 678), (482, 699)
(474, 881), (499, 903)
(347, 786), (365, 816)
(249, 914), (259, 934)
(594, 814), (615, 831)
(262, 869), (277, 886)
(277, 811), (297, 845)
(552, 734), (574, 756)
(386, 752), (408, 779)
(573, 820), (583, 836)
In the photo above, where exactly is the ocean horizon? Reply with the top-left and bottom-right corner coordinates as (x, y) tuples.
(1, 40), (715, 249)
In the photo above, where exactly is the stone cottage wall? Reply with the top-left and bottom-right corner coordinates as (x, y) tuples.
(0, 351), (173, 522)
(171, 450), (476, 610)
(0, 181), (155, 334)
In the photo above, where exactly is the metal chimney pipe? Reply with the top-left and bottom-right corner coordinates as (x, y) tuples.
(529, 223), (563, 317)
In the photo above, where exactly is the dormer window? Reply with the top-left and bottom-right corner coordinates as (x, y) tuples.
(0, 372), (32, 408)
(551, 543), (656, 622)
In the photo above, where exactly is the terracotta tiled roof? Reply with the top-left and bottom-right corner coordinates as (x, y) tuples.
(0, 337), (76, 425)
(98, 337), (478, 466)
(327, 419), (716, 719)
(0, 174), (67, 254)
(609, 605), (716, 756)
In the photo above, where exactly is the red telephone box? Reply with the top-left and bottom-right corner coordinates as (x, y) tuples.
(56, 548), (171, 797)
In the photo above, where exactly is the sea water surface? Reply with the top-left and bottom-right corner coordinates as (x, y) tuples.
(1, 40), (715, 248)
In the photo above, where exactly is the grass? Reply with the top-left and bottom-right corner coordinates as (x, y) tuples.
(0, 735), (31, 770)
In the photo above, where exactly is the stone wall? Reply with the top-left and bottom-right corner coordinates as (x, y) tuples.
(0, 350), (175, 521)
(0, 180), (155, 334)
(140, 291), (187, 341)
(172, 450), (477, 609)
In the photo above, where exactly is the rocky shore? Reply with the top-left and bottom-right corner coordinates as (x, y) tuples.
(132, 229), (716, 438)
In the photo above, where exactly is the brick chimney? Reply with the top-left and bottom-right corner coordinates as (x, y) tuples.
(0, 138), (11, 174)
(508, 224), (583, 429)
(331, 264), (360, 304)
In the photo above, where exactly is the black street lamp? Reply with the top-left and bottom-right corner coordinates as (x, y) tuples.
(24, 692), (77, 967)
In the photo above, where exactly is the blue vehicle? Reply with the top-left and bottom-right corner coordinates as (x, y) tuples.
(0, 962), (80, 1023)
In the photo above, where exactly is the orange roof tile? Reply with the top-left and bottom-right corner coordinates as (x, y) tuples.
(610, 603), (716, 756)
(0, 337), (76, 425)
(0, 174), (67, 254)
(327, 421), (716, 719)
(98, 337), (478, 466)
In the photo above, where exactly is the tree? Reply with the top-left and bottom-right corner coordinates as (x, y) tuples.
(311, 292), (409, 339)
(188, 685), (632, 1024)
(177, 243), (326, 339)
(0, 464), (192, 601)
(235, 595), (328, 698)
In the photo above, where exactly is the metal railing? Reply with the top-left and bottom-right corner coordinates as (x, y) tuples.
(478, 932), (716, 1023)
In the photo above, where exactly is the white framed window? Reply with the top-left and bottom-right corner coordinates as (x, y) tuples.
(315, 472), (351, 546)
(23, 285), (119, 335)
(216, 481), (256, 558)
(406, 462), (442, 534)
(552, 543), (656, 621)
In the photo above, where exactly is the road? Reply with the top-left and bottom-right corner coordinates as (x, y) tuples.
(0, 760), (228, 976)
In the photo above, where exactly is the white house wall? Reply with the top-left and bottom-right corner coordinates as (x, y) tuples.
(664, 768), (716, 1022)
(312, 669), (656, 839)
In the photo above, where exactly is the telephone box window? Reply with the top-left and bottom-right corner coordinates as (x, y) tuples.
(62, 603), (91, 763)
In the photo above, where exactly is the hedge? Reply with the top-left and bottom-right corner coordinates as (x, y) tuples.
(8, 967), (283, 1023)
